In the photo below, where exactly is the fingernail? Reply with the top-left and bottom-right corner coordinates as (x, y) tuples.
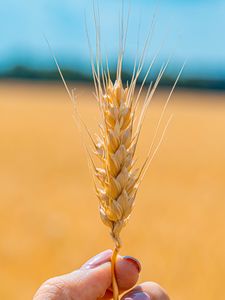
(124, 292), (151, 300)
(82, 250), (112, 269)
(123, 256), (142, 273)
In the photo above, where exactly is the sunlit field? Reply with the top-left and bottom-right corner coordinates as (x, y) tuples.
(0, 81), (225, 300)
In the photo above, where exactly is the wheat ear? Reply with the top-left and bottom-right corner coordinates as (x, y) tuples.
(90, 35), (172, 295)
(91, 55), (184, 300)
(93, 74), (137, 299)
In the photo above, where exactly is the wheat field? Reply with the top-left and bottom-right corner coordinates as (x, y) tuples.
(0, 81), (225, 300)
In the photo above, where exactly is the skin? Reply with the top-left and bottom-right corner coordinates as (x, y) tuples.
(33, 250), (170, 300)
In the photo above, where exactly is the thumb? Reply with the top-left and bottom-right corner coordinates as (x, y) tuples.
(33, 250), (141, 300)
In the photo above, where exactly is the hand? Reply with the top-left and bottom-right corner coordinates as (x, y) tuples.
(33, 250), (170, 300)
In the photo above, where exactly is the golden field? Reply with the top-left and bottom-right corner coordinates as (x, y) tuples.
(0, 81), (225, 300)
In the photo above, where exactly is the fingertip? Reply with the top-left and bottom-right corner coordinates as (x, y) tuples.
(121, 282), (170, 300)
(116, 255), (141, 292)
(123, 256), (142, 273)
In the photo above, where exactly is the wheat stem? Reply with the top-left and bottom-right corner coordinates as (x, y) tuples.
(111, 246), (120, 300)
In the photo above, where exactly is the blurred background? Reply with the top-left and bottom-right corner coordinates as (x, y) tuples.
(0, 0), (225, 299)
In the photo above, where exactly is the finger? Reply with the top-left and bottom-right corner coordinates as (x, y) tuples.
(115, 254), (141, 292)
(81, 250), (141, 293)
(33, 250), (141, 300)
(121, 282), (170, 300)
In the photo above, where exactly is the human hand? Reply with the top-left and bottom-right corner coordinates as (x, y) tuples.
(33, 250), (170, 300)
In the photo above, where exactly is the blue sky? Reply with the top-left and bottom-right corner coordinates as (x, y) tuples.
(0, 0), (225, 79)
